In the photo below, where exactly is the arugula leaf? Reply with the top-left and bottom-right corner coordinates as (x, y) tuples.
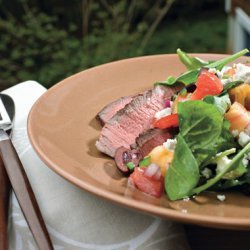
(214, 119), (238, 153)
(154, 76), (176, 86)
(212, 179), (244, 190)
(206, 48), (249, 70)
(192, 142), (250, 195)
(166, 101), (227, 200)
(203, 94), (231, 115)
(211, 148), (247, 180)
(177, 48), (207, 70)
(165, 135), (199, 200)
(175, 70), (199, 85)
(178, 101), (223, 150)
(193, 148), (217, 167)
(218, 160), (247, 180)
(155, 48), (249, 86)
(220, 80), (244, 95)
(155, 70), (199, 86)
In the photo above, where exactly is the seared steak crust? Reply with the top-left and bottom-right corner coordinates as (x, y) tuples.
(96, 85), (179, 157)
(96, 96), (133, 126)
(134, 128), (174, 157)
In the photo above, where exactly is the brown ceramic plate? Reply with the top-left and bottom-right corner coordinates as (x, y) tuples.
(28, 53), (250, 230)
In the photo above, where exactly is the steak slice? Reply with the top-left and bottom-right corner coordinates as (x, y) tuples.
(114, 128), (174, 173)
(96, 96), (133, 126)
(134, 128), (174, 157)
(96, 85), (179, 157)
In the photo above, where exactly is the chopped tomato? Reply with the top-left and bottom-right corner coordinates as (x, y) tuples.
(225, 102), (250, 131)
(129, 167), (164, 198)
(154, 113), (179, 129)
(190, 71), (223, 100)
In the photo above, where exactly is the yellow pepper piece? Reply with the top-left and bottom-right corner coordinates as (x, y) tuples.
(148, 145), (174, 176)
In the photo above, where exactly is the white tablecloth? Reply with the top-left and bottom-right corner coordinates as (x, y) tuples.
(4, 81), (190, 250)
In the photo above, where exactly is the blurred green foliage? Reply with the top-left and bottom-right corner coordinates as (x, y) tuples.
(0, 0), (227, 90)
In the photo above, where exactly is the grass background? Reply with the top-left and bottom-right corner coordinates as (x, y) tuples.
(0, 0), (228, 90)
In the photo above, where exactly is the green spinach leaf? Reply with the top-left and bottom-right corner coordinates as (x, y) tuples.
(192, 142), (250, 195)
(178, 101), (223, 150)
(214, 119), (238, 153)
(203, 94), (231, 115)
(220, 80), (244, 95)
(165, 135), (199, 200)
(155, 49), (249, 87)
(206, 49), (249, 70)
(177, 48), (207, 70)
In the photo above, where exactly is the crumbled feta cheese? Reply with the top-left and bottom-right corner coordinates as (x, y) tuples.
(208, 68), (217, 74)
(233, 63), (250, 84)
(208, 68), (223, 79)
(238, 131), (250, 147)
(163, 138), (177, 152)
(217, 194), (226, 202)
(220, 63), (250, 86)
(154, 107), (172, 120)
(183, 197), (190, 202)
(201, 168), (212, 179)
(221, 66), (232, 75)
(242, 152), (250, 167)
(221, 78), (231, 86)
(231, 129), (239, 137)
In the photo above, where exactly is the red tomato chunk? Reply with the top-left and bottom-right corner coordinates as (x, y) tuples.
(129, 167), (164, 198)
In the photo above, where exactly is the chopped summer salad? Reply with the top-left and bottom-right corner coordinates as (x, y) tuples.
(128, 48), (250, 200)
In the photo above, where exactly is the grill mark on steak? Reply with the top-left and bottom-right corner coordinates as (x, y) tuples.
(96, 85), (180, 157)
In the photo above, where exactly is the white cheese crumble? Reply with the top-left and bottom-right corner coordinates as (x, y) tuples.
(217, 194), (226, 202)
(208, 67), (223, 79)
(163, 138), (177, 152)
(238, 131), (250, 147)
(233, 63), (250, 84)
(201, 168), (212, 179)
(242, 152), (250, 167)
(208, 68), (217, 74)
(219, 63), (250, 86)
(154, 107), (172, 120)
(231, 129), (239, 137)
(221, 65), (232, 75)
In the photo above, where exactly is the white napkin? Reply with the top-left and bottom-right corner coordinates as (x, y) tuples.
(4, 81), (190, 250)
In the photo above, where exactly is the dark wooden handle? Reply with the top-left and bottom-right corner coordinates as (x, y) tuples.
(0, 156), (11, 250)
(0, 137), (53, 250)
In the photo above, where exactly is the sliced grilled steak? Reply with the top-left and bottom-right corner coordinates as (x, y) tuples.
(114, 129), (174, 172)
(134, 128), (174, 157)
(96, 96), (133, 125)
(96, 85), (180, 157)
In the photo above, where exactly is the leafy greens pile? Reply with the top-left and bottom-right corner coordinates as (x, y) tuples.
(161, 49), (250, 200)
